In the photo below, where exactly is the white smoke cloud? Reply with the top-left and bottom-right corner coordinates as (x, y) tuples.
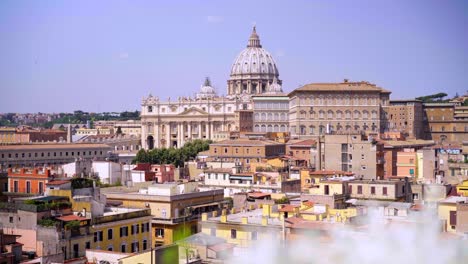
(225, 207), (468, 264)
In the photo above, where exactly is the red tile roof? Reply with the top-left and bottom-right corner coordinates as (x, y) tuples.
(278, 204), (300, 212)
(309, 170), (354, 176)
(133, 163), (151, 171)
(288, 139), (317, 147)
(208, 242), (235, 252)
(248, 192), (271, 199)
(46, 180), (70, 186)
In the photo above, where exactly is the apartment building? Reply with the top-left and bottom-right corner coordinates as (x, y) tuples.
(348, 179), (412, 202)
(320, 133), (384, 180)
(385, 99), (424, 139)
(104, 182), (225, 247)
(207, 139), (285, 168)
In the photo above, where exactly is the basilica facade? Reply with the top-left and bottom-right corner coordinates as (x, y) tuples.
(141, 27), (282, 149)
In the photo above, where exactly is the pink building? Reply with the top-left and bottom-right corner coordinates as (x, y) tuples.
(396, 148), (417, 178)
(150, 164), (175, 183)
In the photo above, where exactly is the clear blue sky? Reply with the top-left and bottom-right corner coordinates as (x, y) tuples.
(1, 0), (467, 113)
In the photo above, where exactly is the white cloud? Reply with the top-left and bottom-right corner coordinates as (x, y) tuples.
(206, 16), (223, 24)
(118, 52), (129, 59)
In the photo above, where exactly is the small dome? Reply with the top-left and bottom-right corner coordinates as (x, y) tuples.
(196, 77), (216, 99)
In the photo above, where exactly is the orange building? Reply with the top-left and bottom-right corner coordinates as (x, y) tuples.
(7, 168), (51, 195)
(396, 148), (417, 178)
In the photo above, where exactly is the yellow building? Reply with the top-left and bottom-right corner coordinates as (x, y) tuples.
(200, 208), (283, 248)
(47, 181), (152, 256)
(438, 196), (468, 233)
(457, 180), (468, 197)
(0, 127), (16, 144)
(105, 182), (225, 247)
(91, 208), (152, 253)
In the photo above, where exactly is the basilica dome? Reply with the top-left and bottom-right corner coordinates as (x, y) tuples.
(227, 27), (281, 96)
(230, 27), (279, 77)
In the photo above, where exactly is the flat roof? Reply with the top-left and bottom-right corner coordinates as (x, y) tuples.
(0, 143), (111, 151)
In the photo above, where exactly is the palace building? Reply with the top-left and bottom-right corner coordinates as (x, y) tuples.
(141, 27), (283, 149)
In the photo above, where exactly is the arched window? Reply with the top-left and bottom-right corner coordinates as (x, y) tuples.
(336, 111), (342, 119)
(309, 111), (316, 119)
(327, 110), (333, 119)
(345, 111), (351, 119)
(300, 125), (306, 135)
(354, 110), (360, 119)
(300, 111), (306, 119)
(319, 110), (325, 119)
(309, 126), (315, 135)
(362, 111), (369, 119)
(254, 113), (259, 121)
(281, 113), (286, 121)
(261, 113), (266, 121)
(371, 111), (377, 119)
(319, 125), (325, 134)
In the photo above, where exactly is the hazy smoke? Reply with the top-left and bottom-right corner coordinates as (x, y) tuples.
(226, 208), (468, 264)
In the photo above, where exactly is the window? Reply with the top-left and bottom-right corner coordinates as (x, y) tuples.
(131, 225), (135, 235)
(231, 229), (237, 239)
(252, 231), (258, 240)
(26, 181), (31, 194)
(120, 226), (128, 237)
(107, 246), (113, 251)
(348, 185), (352, 194)
(371, 186), (376, 195)
(131, 242), (139, 253)
(108, 229), (113, 240)
(357, 185), (363, 194)
(121, 244), (126, 253)
(39, 182), (44, 194)
(450, 211), (457, 228)
(324, 185), (329, 195)
(413, 193), (419, 200)
(94, 231), (103, 242)
(156, 228), (164, 238)
(13, 181), (18, 193)
(148, 106), (153, 112)
(9, 216), (13, 223)
(383, 187), (388, 196)
(143, 240), (148, 250)
(85, 242), (91, 249)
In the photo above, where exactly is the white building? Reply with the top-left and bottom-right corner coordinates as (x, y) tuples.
(140, 27), (282, 149)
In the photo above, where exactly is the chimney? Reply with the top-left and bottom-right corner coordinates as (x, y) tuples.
(241, 217), (248, 224)
(67, 125), (72, 143)
(201, 213), (208, 222)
